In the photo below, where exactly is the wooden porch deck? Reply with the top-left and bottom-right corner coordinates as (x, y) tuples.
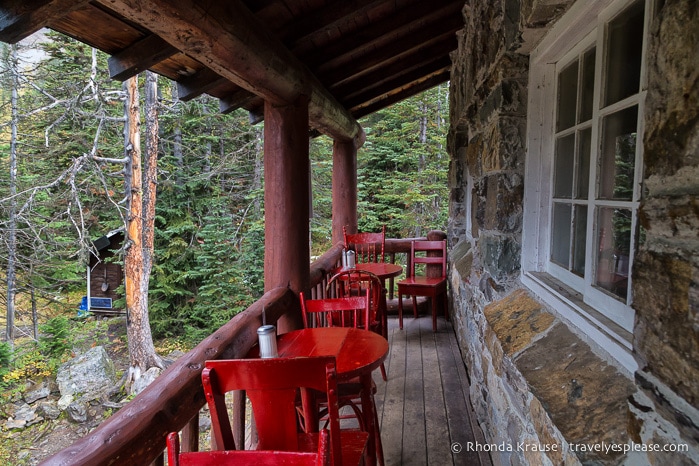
(373, 313), (493, 466)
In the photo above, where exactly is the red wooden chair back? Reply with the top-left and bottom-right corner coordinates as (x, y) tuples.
(202, 357), (343, 465)
(325, 270), (382, 335)
(167, 429), (330, 466)
(407, 240), (447, 279)
(300, 290), (370, 330)
(343, 225), (386, 263)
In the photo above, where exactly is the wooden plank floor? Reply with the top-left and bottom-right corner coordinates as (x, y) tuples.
(373, 314), (493, 466)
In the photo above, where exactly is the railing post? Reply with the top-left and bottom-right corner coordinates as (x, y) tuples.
(181, 414), (199, 452)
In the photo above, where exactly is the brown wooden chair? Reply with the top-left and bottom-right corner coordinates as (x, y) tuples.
(202, 356), (368, 466)
(343, 225), (386, 263)
(166, 428), (331, 466)
(397, 240), (448, 332)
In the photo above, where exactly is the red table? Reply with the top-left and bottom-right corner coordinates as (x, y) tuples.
(338, 262), (403, 282)
(275, 327), (388, 466)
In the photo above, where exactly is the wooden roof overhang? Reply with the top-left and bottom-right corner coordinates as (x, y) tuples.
(0, 0), (464, 142)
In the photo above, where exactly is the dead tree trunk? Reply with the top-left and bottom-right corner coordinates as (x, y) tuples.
(123, 75), (163, 392)
(6, 44), (19, 347)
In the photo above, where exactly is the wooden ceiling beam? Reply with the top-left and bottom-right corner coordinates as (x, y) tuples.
(279, 0), (396, 47)
(0, 0), (91, 43)
(177, 68), (229, 102)
(108, 34), (178, 81)
(351, 70), (451, 119)
(298, 0), (461, 62)
(219, 92), (261, 115)
(94, 0), (361, 141)
(323, 32), (458, 90)
(313, 14), (462, 77)
(341, 58), (452, 109)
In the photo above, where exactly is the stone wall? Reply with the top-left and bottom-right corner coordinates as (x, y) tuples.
(629, 0), (699, 459)
(447, 0), (699, 465)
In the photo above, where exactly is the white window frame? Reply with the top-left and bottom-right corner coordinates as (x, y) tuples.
(522, 0), (652, 374)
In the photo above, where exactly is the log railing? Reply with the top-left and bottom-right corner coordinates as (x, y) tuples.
(40, 232), (445, 465)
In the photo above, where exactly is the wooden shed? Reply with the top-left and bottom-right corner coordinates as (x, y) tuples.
(86, 228), (124, 314)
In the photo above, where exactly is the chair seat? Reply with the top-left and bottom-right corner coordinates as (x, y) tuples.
(397, 276), (446, 288)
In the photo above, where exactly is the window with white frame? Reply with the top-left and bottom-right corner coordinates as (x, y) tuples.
(523, 0), (650, 359)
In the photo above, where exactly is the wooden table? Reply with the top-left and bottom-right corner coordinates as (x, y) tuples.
(275, 327), (388, 466)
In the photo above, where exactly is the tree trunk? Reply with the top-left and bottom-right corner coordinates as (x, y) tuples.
(171, 81), (184, 186)
(123, 75), (162, 392)
(6, 44), (19, 347)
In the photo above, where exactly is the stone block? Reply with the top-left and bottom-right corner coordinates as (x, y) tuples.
(482, 173), (524, 233)
(633, 250), (699, 406)
(452, 238), (473, 278)
(479, 234), (521, 280)
(484, 289), (555, 355)
(515, 323), (635, 465)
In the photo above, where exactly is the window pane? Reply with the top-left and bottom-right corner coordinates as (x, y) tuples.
(557, 60), (578, 131)
(572, 205), (587, 276)
(579, 48), (596, 122)
(554, 134), (575, 198)
(575, 128), (591, 199)
(598, 106), (637, 200)
(604, 1), (645, 106)
(551, 203), (572, 268)
(595, 207), (631, 300)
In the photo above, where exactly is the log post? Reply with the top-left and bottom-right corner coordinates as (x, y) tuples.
(263, 96), (310, 332)
(332, 131), (364, 244)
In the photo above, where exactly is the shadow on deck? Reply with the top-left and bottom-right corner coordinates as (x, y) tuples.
(375, 313), (492, 466)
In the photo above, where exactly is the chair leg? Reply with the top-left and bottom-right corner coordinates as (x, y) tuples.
(411, 295), (418, 318)
(398, 291), (404, 330)
(379, 362), (387, 382)
(431, 296), (437, 332)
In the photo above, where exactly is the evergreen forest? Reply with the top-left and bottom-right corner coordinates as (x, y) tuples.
(0, 32), (449, 376)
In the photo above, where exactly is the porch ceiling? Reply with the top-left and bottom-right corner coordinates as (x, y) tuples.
(1, 0), (464, 139)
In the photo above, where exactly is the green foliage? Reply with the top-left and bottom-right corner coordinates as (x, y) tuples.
(39, 316), (71, 358)
(0, 342), (12, 380)
(356, 85), (450, 238)
(1, 33), (449, 350)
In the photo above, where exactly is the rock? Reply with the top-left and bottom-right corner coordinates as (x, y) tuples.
(56, 346), (117, 400)
(25, 383), (51, 404)
(130, 366), (162, 396)
(14, 403), (38, 423)
(66, 401), (87, 423)
(36, 401), (61, 420)
(5, 418), (27, 430)
(57, 394), (73, 411)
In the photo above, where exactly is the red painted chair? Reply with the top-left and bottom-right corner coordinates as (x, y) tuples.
(166, 428), (331, 466)
(343, 225), (386, 263)
(202, 356), (368, 466)
(397, 240), (448, 332)
(300, 291), (385, 466)
(300, 291), (370, 331)
(326, 270), (387, 379)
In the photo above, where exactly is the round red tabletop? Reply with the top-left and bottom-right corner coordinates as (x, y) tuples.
(337, 262), (403, 281)
(275, 327), (388, 381)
